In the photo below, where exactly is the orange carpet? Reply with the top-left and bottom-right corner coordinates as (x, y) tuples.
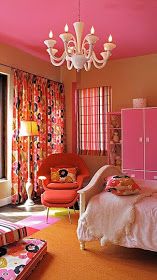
(28, 213), (157, 280)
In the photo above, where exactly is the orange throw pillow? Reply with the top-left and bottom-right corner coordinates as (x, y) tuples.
(51, 167), (77, 183)
(105, 175), (141, 196)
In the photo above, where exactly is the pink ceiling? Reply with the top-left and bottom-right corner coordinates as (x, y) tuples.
(0, 0), (157, 62)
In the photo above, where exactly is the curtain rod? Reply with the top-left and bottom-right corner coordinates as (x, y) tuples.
(0, 62), (61, 83)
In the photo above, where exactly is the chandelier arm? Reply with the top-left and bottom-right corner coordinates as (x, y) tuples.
(67, 39), (77, 49)
(64, 36), (77, 55)
(92, 57), (108, 69)
(84, 61), (92, 71)
(92, 51), (111, 64)
(49, 49), (66, 62)
(86, 45), (93, 60)
(81, 39), (93, 59)
(64, 42), (72, 56)
(81, 37), (88, 50)
(66, 60), (74, 70)
(68, 35), (77, 45)
(50, 54), (66, 67)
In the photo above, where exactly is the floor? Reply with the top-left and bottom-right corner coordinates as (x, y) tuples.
(0, 201), (46, 223)
(0, 199), (78, 224)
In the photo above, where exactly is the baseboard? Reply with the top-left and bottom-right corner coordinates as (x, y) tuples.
(0, 196), (11, 207)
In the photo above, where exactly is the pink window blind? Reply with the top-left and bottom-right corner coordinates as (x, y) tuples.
(77, 86), (112, 155)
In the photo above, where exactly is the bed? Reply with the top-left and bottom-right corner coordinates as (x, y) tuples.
(77, 165), (157, 251)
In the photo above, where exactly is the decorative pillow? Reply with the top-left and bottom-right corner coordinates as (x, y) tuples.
(50, 167), (77, 183)
(0, 219), (27, 247)
(105, 175), (141, 196)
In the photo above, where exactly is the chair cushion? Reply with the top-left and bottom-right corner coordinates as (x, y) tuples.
(42, 190), (77, 204)
(50, 167), (77, 183)
(0, 219), (27, 247)
(46, 181), (78, 190)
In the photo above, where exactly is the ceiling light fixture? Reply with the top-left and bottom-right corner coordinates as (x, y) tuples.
(44, 0), (116, 71)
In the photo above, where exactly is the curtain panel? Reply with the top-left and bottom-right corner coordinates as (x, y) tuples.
(11, 70), (65, 204)
(76, 86), (111, 156)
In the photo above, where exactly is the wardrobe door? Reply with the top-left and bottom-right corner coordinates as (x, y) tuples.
(145, 108), (157, 171)
(122, 109), (144, 170)
(123, 169), (144, 179)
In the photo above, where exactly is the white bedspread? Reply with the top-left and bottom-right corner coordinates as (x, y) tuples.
(77, 188), (157, 251)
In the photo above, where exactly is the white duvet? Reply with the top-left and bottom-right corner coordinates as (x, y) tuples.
(77, 187), (157, 252)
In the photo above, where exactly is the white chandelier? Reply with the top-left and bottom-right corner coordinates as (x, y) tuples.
(44, 3), (116, 71)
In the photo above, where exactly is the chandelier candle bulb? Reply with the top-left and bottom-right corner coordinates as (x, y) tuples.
(44, 30), (57, 48)
(90, 26), (95, 34)
(64, 24), (69, 33)
(104, 35), (116, 51)
(49, 31), (53, 38)
(44, 31), (57, 48)
(108, 34), (112, 42)
(59, 24), (72, 42)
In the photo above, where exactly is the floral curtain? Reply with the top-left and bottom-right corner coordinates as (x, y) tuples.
(11, 70), (65, 204)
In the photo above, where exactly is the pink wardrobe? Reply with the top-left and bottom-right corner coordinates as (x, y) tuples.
(122, 108), (157, 180)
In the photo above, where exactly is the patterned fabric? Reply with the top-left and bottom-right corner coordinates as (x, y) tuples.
(12, 69), (65, 204)
(105, 175), (141, 196)
(76, 86), (112, 155)
(0, 220), (27, 247)
(0, 238), (47, 280)
(50, 167), (77, 183)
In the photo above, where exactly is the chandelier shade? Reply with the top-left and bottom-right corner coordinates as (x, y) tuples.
(44, 20), (116, 71)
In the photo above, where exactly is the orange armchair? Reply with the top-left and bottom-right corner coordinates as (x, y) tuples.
(37, 153), (90, 223)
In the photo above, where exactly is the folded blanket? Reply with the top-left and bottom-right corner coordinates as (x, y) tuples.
(78, 190), (155, 246)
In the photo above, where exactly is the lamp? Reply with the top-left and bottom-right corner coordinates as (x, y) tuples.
(19, 121), (39, 206)
(44, 0), (116, 72)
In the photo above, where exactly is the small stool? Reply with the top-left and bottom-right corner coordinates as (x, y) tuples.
(41, 189), (78, 223)
(0, 238), (47, 279)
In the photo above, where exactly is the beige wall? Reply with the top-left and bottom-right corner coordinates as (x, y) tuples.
(0, 43), (60, 201)
(79, 54), (157, 111)
(0, 43), (60, 81)
(60, 67), (77, 152)
(62, 53), (157, 177)
(1, 44), (157, 200)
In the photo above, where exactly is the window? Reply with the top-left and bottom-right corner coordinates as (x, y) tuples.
(76, 86), (112, 155)
(0, 74), (7, 178)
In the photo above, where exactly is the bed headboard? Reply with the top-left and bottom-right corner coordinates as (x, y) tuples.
(78, 165), (122, 215)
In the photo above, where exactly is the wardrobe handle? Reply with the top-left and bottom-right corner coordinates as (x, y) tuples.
(139, 137), (143, 143)
(146, 137), (149, 143)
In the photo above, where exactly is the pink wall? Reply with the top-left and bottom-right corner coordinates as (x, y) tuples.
(62, 54), (157, 177)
